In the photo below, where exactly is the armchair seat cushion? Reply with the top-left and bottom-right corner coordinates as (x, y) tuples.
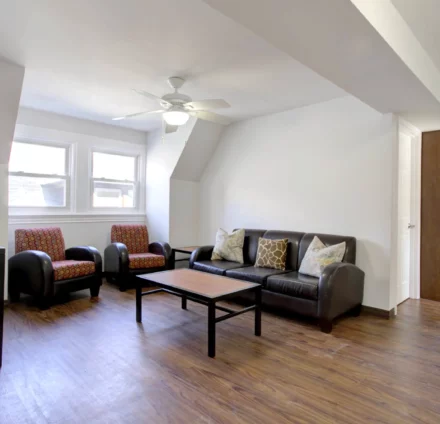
(266, 272), (319, 300)
(129, 253), (165, 269)
(193, 260), (251, 276)
(225, 266), (289, 284)
(52, 260), (96, 282)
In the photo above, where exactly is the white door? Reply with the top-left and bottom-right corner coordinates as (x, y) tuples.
(397, 133), (412, 305)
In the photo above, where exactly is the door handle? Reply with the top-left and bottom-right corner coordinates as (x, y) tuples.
(408, 223), (415, 229)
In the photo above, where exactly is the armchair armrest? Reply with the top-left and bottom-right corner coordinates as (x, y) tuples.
(8, 250), (54, 298)
(65, 246), (102, 275)
(104, 242), (129, 274)
(189, 246), (214, 268)
(149, 242), (172, 269)
(318, 262), (365, 322)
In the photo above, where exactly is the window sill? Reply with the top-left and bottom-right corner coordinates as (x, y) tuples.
(8, 213), (146, 225)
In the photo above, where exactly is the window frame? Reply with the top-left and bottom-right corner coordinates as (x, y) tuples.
(89, 148), (140, 211)
(8, 138), (73, 213)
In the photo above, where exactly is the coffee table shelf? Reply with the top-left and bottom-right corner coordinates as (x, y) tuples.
(135, 269), (262, 358)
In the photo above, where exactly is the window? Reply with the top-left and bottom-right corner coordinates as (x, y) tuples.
(9, 141), (69, 208)
(91, 151), (138, 208)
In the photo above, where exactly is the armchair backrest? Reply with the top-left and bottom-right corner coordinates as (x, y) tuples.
(111, 225), (149, 254)
(15, 227), (66, 261)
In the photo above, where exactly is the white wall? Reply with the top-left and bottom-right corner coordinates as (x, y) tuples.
(170, 179), (200, 247)
(145, 123), (195, 243)
(0, 59), (24, 297)
(199, 96), (397, 310)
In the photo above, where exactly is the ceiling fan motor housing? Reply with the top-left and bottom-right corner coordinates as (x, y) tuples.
(161, 92), (192, 106)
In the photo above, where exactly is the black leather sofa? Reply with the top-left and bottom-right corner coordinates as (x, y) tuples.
(189, 229), (365, 333)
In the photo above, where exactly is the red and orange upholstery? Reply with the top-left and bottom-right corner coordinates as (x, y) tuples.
(9, 227), (102, 309)
(15, 228), (96, 281)
(111, 225), (149, 254)
(128, 253), (165, 269)
(110, 225), (165, 269)
(52, 260), (96, 281)
(15, 228), (66, 261)
(105, 224), (171, 291)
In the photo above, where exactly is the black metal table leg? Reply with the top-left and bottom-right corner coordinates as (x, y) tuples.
(182, 295), (187, 310)
(136, 282), (142, 323)
(208, 301), (216, 358)
(255, 286), (262, 336)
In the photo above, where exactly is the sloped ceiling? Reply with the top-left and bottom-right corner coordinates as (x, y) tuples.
(202, 0), (440, 130)
(0, 0), (345, 132)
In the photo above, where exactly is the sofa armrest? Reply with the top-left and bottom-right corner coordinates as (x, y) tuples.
(66, 246), (102, 274)
(8, 250), (54, 298)
(104, 243), (129, 274)
(318, 262), (365, 321)
(149, 242), (172, 269)
(189, 246), (214, 268)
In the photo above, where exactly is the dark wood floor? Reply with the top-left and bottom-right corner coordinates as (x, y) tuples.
(1, 283), (440, 424)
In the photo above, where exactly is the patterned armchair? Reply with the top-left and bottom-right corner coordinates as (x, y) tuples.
(104, 225), (171, 291)
(8, 227), (102, 309)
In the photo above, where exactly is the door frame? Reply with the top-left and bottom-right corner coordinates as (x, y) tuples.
(398, 118), (421, 302)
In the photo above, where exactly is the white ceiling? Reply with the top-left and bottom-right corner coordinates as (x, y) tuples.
(391, 0), (440, 73)
(0, 0), (345, 132)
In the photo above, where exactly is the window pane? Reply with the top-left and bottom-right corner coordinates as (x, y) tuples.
(92, 181), (134, 208)
(9, 142), (66, 175)
(9, 176), (66, 207)
(93, 152), (135, 181)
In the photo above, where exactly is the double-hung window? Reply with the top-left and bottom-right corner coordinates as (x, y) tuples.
(9, 141), (70, 208)
(91, 151), (138, 209)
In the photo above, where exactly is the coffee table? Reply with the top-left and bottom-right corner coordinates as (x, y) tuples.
(135, 269), (262, 358)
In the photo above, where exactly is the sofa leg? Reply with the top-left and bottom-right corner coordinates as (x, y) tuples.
(38, 297), (51, 311)
(119, 282), (127, 292)
(351, 304), (362, 317)
(90, 285), (100, 298)
(9, 287), (20, 303)
(319, 319), (333, 334)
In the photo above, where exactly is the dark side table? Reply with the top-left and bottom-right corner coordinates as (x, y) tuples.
(171, 246), (200, 269)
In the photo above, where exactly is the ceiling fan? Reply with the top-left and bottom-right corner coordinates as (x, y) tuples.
(113, 77), (231, 133)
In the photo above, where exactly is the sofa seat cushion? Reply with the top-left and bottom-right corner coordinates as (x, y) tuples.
(193, 260), (250, 276)
(225, 267), (289, 284)
(266, 272), (319, 300)
(129, 253), (165, 269)
(52, 260), (95, 281)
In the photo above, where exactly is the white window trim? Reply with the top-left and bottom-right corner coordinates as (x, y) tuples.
(88, 148), (142, 213)
(8, 138), (74, 215)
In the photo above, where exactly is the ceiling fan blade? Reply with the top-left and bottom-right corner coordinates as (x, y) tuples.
(165, 123), (178, 134)
(184, 99), (230, 110)
(112, 109), (164, 121)
(190, 110), (231, 125)
(133, 89), (171, 107)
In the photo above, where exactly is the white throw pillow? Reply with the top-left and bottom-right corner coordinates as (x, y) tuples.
(211, 228), (245, 264)
(299, 236), (346, 277)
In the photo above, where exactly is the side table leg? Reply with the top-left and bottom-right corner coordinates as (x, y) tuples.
(182, 295), (187, 310)
(208, 301), (216, 358)
(136, 282), (142, 323)
(255, 286), (262, 336)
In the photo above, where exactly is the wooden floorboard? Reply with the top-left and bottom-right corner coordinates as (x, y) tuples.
(1, 283), (440, 424)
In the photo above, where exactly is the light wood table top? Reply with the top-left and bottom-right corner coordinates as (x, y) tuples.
(137, 268), (259, 299)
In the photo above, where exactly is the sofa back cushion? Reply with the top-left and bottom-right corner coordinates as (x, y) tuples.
(263, 230), (306, 271)
(298, 233), (356, 267)
(15, 227), (66, 261)
(111, 225), (149, 254)
(234, 229), (266, 264)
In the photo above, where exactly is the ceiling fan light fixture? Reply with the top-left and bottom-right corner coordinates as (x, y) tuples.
(163, 110), (190, 126)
